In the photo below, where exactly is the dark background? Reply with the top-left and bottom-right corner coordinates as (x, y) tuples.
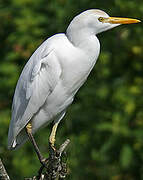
(0, 0), (143, 179)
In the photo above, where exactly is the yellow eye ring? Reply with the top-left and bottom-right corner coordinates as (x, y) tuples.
(98, 17), (104, 22)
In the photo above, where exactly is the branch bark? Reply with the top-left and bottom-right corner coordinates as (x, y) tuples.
(0, 158), (10, 180)
(0, 139), (70, 180)
(25, 139), (70, 180)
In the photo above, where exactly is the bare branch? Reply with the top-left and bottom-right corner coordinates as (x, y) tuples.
(0, 158), (10, 180)
(25, 139), (70, 180)
(58, 139), (70, 156)
(1, 139), (70, 180)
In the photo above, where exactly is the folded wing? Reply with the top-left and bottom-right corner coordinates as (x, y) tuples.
(8, 37), (62, 148)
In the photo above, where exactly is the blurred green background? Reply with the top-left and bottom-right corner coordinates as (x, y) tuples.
(0, 0), (143, 179)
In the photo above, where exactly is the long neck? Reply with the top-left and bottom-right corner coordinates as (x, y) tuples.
(66, 25), (100, 60)
(66, 22), (93, 46)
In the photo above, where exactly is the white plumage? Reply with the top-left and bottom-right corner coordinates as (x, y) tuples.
(8, 9), (140, 149)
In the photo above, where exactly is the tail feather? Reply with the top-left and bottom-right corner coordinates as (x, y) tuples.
(8, 129), (29, 150)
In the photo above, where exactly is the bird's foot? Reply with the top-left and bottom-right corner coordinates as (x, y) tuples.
(39, 157), (49, 168)
(37, 139), (70, 180)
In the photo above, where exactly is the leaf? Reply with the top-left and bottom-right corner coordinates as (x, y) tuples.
(120, 144), (133, 169)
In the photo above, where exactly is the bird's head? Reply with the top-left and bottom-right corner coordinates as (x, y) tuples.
(67, 9), (140, 36)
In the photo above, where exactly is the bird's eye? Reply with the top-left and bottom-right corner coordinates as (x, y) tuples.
(98, 17), (104, 22)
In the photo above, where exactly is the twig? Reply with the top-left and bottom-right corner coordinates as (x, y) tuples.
(43, 139), (70, 180)
(0, 158), (10, 180)
(58, 139), (70, 156)
(0, 139), (70, 180)
(26, 139), (70, 180)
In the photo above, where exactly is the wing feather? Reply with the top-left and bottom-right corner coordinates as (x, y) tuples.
(8, 38), (62, 147)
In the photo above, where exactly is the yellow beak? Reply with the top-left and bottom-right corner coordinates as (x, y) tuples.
(106, 17), (141, 24)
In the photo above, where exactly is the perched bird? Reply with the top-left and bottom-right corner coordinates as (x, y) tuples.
(8, 9), (140, 162)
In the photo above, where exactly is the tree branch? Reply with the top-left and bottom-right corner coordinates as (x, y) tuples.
(0, 139), (70, 180)
(0, 158), (10, 180)
(26, 139), (70, 180)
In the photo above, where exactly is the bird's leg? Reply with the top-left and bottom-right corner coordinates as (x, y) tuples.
(49, 121), (59, 149)
(26, 122), (46, 165)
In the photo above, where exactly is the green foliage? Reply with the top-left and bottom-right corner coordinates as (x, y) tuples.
(0, 0), (143, 179)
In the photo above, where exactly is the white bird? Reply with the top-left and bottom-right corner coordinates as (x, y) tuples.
(8, 9), (140, 162)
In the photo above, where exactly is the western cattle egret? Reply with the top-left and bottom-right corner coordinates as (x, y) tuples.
(8, 9), (140, 163)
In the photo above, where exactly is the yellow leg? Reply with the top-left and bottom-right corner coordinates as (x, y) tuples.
(49, 122), (59, 147)
(26, 122), (32, 133)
